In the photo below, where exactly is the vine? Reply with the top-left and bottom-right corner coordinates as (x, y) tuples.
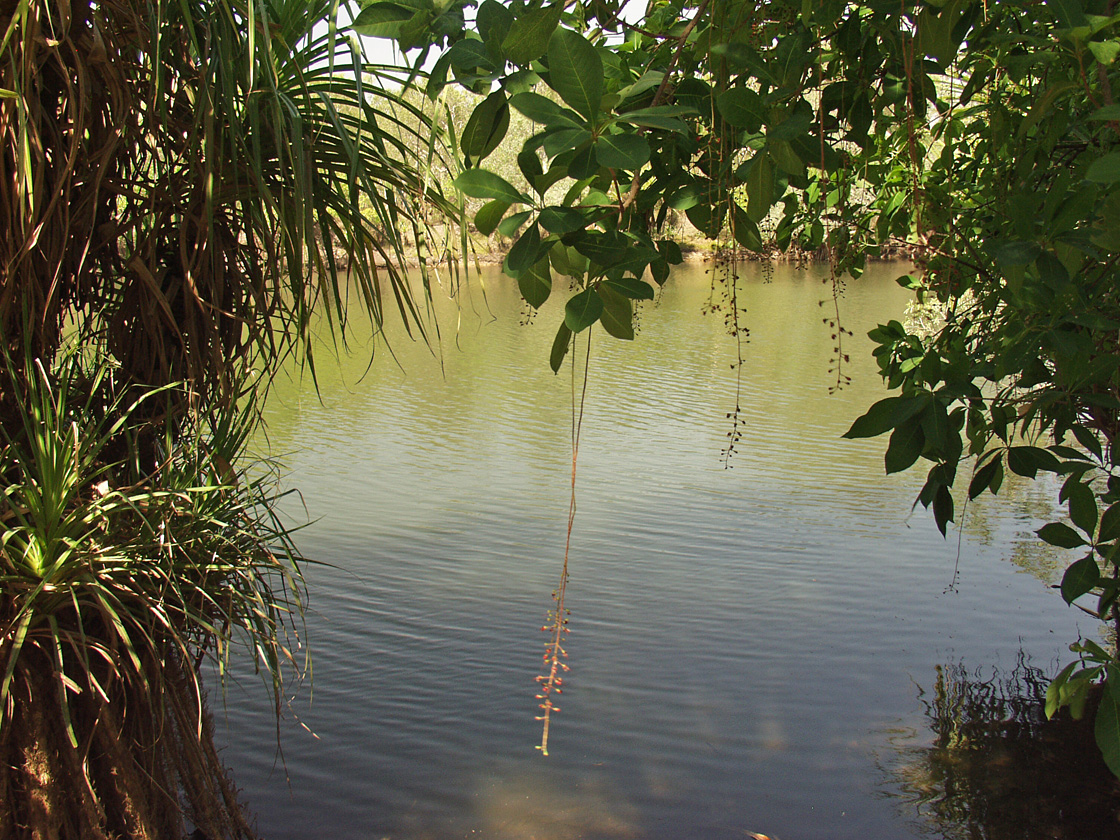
(535, 327), (593, 755)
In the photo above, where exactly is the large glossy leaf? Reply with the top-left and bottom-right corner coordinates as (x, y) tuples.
(843, 394), (931, 439)
(505, 222), (543, 276)
(616, 105), (694, 133)
(539, 206), (587, 235)
(351, 2), (424, 38)
(564, 287), (603, 332)
(1061, 553), (1100, 603)
(474, 199), (509, 236)
(461, 91), (510, 163)
(744, 153), (774, 222)
(453, 169), (529, 203)
(509, 92), (585, 128)
(1100, 502), (1120, 543)
(597, 284), (634, 340)
(550, 322), (572, 373)
(543, 127), (593, 158)
(603, 276), (655, 300)
(716, 87), (765, 131)
(1096, 689), (1120, 778)
(884, 419), (925, 474)
(1037, 522), (1087, 549)
(476, 0), (513, 51)
(503, 3), (563, 65)
(547, 28), (603, 120)
(595, 133), (650, 170)
(518, 257), (552, 308)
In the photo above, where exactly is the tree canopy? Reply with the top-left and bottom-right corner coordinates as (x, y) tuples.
(360, 0), (1120, 773)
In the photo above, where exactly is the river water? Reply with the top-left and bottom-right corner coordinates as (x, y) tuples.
(215, 261), (1099, 839)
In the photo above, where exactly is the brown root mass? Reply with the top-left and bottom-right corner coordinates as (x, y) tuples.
(0, 645), (256, 840)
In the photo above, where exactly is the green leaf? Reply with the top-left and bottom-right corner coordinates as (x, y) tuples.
(543, 127), (593, 158)
(503, 3), (563, 65)
(1090, 104), (1120, 121)
(1095, 687), (1120, 777)
(1073, 425), (1104, 459)
(547, 28), (603, 120)
(565, 287), (603, 332)
(1061, 553), (1100, 603)
(616, 105), (693, 132)
(496, 210), (533, 237)
(603, 276), (655, 300)
(1100, 502), (1120, 543)
(573, 230), (630, 266)
(744, 153), (775, 222)
(518, 257), (552, 308)
(474, 200), (509, 236)
(1066, 480), (1099, 535)
(968, 458), (1002, 499)
(509, 92), (585, 128)
(461, 91), (510, 163)
(1089, 40), (1120, 65)
(767, 99), (814, 141)
(843, 394), (931, 439)
(1037, 522), (1088, 549)
(550, 322), (572, 373)
(716, 87), (765, 131)
(505, 222), (543, 275)
(597, 284), (634, 340)
(427, 51), (453, 99)
(1047, 661), (1080, 718)
(1007, 445), (1061, 478)
(595, 133), (651, 170)
(351, 2), (419, 38)
(932, 484), (954, 536)
(477, 0), (513, 52)
(885, 419), (926, 474)
(453, 169), (529, 203)
(730, 204), (763, 252)
(1087, 152), (1120, 184)
(1049, 0), (1089, 29)
(768, 138), (807, 178)
(538, 206), (587, 235)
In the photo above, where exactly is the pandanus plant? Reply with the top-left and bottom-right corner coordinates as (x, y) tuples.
(0, 0), (452, 835)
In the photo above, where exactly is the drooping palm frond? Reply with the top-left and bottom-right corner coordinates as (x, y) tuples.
(1, 0), (455, 405)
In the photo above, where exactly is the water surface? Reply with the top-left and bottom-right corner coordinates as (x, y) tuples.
(217, 262), (1094, 839)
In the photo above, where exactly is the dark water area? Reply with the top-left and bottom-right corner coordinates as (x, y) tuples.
(214, 263), (1116, 839)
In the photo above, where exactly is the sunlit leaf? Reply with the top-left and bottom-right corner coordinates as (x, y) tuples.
(503, 3), (563, 65)
(453, 169), (529, 204)
(547, 28), (603, 120)
(595, 133), (650, 170)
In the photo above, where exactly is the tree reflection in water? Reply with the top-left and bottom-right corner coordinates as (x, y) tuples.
(885, 657), (1120, 839)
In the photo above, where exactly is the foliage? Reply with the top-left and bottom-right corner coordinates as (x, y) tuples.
(0, 0), (452, 835)
(0, 0), (450, 400)
(0, 344), (304, 838)
(368, 0), (1120, 770)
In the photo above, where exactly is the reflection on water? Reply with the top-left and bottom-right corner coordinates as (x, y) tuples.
(215, 262), (1100, 840)
(885, 658), (1120, 839)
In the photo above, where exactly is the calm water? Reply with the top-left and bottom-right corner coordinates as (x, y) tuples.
(216, 262), (1095, 839)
